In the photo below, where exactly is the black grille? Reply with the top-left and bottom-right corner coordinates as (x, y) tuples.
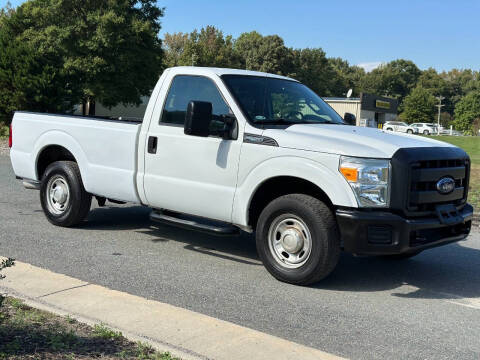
(408, 158), (469, 214)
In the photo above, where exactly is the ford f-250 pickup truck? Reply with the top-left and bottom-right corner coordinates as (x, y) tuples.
(9, 66), (473, 285)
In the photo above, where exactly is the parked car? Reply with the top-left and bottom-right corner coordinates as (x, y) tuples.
(383, 121), (417, 134)
(9, 67), (473, 285)
(411, 123), (438, 135)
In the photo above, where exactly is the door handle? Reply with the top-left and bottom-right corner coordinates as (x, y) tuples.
(148, 136), (158, 154)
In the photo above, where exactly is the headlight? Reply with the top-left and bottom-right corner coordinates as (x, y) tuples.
(339, 156), (391, 207)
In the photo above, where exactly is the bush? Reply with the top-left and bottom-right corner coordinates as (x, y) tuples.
(0, 258), (15, 308)
(0, 122), (9, 139)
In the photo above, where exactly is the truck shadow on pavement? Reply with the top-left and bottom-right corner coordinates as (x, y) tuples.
(85, 206), (262, 266)
(319, 242), (480, 301)
(84, 206), (480, 301)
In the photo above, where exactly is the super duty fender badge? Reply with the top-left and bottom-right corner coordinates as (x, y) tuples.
(243, 133), (278, 147)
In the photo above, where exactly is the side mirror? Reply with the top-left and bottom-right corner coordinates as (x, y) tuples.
(184, 101), (212, 137)
(344, 112), (356, 126)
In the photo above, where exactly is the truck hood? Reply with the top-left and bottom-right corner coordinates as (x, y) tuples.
(263, 124), (454, 158)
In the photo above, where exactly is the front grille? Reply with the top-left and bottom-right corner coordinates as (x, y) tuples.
(408, 158), (469, 214)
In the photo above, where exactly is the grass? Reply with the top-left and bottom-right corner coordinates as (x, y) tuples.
(430, 136), (480, 165)
(430, 136), (480, 212)
(0, 297), (179, 360)
(93, 323), (123, 340)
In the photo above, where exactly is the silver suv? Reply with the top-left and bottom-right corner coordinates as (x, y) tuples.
(383, 121), (417, 134)
(411, 123), (438, 135)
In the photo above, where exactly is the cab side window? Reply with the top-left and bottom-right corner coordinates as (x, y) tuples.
(160, 75), (231, 134)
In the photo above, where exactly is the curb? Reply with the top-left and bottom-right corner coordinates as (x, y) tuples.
(2, 286), (204, 360)
(0, 260), (345, 360)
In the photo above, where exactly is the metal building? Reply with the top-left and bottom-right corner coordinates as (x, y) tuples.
(324, 93), (398, 127)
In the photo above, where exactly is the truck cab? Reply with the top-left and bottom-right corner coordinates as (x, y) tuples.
(10, 67), (473, 285)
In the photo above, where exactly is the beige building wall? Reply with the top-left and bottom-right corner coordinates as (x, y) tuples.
(324, 99), (362, 125)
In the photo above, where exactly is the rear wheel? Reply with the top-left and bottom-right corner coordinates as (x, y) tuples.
(40, 161), (91, 227)
(255, 194), (340, 285)
(423, 130), (430, 135)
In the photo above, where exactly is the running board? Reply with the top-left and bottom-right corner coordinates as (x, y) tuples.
(150, 210), (240, 236)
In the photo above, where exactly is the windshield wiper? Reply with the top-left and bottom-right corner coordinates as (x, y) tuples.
(253, 118), (292, 125)
(254, 118), (340, 125)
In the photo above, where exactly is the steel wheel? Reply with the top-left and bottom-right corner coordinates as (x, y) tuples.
(46, 175), (70, 215)
(268, 214), (312, 269)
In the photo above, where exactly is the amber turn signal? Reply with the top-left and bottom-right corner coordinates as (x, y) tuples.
(340, 167), (358, 182)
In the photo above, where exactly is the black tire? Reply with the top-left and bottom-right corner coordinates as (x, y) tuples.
(383, 251), (422, 260)
(407, 129), (413, 134)
(386, 127), (393, 131)
(40, 161), (92, 227)
(255, 194), (340, 285)
(423, 130), (429, 135)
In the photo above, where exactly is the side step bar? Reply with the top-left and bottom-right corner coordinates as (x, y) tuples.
(150, 210), (240, 236)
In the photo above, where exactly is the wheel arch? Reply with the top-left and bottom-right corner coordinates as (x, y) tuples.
(247, 176), (334, 229)
(231, 156), (357, 228)
(36, 145), (77, 180)
(33, 131), (89, 188)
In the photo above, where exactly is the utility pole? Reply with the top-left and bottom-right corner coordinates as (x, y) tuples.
(435, 96), (445, 130)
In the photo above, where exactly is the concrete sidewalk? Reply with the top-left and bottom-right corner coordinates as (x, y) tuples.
(0, 260), (345, 360)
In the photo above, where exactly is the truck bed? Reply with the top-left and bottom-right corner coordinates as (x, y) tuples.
(10, 111), (142, 203)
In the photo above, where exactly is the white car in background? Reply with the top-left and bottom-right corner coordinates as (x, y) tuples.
(411, 123), (438, 135)
(383, 121), (417, 134)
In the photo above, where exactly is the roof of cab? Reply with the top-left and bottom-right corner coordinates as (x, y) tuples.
(166, 66), (298, 82)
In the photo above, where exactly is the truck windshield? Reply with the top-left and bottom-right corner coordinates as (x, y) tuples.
(222, 75), (345, 126)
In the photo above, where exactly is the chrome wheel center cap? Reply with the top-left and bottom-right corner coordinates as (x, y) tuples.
(53, 186), (67, 204)
(281, 229), (304, 253)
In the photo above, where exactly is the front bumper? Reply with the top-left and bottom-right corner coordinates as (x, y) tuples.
(336, 204), (473, 255)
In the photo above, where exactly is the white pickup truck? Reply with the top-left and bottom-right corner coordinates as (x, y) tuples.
(9, 66), (473, 285)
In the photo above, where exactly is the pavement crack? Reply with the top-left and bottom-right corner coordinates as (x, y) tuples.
(37, 283), (90, 299)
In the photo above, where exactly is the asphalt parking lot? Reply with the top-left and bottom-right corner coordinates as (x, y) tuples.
(1, 154), (479, 359)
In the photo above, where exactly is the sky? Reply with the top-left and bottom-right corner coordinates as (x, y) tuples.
(4, 0), (480, 72)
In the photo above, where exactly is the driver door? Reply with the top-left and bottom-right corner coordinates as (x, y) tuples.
(143, 74), (242, 222)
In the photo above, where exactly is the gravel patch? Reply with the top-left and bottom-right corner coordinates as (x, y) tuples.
(0, 139), (9, 156)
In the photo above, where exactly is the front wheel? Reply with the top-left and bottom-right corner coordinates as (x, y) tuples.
(407, 129), (413, 134)
(256, 194), (340, 285)
(40, 161), (92, 227)
(423, 130), (430, 135)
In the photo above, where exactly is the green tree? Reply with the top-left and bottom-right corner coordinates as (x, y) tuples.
(360, 59), (421, 106)
(163, 26), (240, 69)
(401, 86), (436, 124)
(163, 32), (190, 67)
(454, 91), (480, 133)
(187, 26), (240, 68)
(441, 69), (480, 114)
(328, 57), (365, 97)
(0, 12), (75, 123)
(235, 31), (292, 75)
(290, 48), (337, 96)
(5, 0), (164, 115)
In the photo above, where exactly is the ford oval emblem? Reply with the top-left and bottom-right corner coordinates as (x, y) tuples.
(436, 177), (455, 195)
